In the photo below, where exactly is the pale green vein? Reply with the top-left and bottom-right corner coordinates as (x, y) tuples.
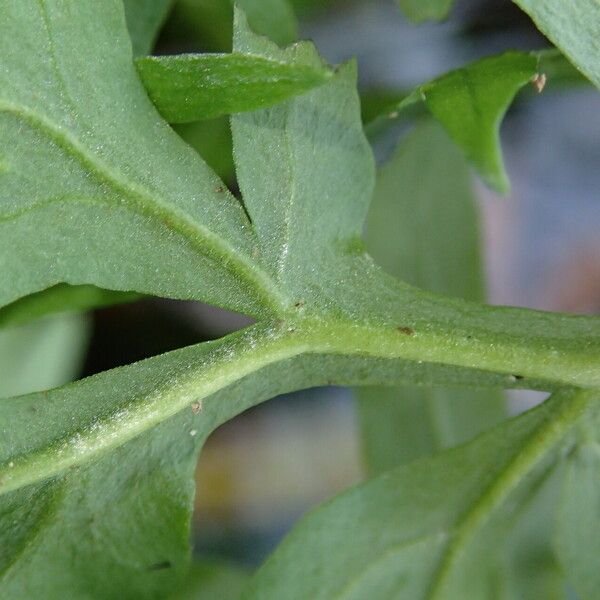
(427, 388), (594, 599)
(0, 101), (288, 313)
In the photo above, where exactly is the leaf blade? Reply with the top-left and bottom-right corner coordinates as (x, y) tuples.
(366, 52), (538, 193)
(244, 389), (593, 600)
(555, 430), (600, 600)
(123, 0), (174, 56)
(136, 13), (332, 123)
(0, 0), (282, 317)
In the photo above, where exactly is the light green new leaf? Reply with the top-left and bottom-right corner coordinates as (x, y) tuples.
(0, 0), (281, 318)
(358, 120), (505, 472)
(397, 0), (454, 23)
(367, 52), (538, 193)
(245, 389), (593, 600)
(512, 0), (600, 90)
(555, 417), (600, 600)
(136, 12), (332, 123)
(123, 0), (174, 55)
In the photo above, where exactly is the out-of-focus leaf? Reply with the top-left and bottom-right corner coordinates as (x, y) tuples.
(170, 0), (297, 50)
(123, 0), (174, 55)
(534, 49), (589, 90)
(367, 52), (538, 193)
(244, 389), (593, 600)
(0, 284), (140, 329)
(236, 0), (297, 45)
(136, 11), (332, 123)
(502, 469), (565, 600)
(358, 120), (506, 472)
(174, 118), (235, 182)
(0, 314), (89, 398)
(555, 417), (600, 600)
(512, 0), (600, 89)
(171, 561), (248, 599)
(397, 0), (454, 23)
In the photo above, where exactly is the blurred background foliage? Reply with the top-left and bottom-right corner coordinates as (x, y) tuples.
(4, 0), (598, 589)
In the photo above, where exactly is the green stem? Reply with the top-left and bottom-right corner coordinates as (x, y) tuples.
(1, 303), (599, 495)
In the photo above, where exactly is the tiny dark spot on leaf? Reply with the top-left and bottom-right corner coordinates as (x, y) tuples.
(397, 326), (414, 336)
(294, 301), (304, 309)
(148, 561), (172, 571)
(214, 186), (225, 193)
(513, 374), (524, 380)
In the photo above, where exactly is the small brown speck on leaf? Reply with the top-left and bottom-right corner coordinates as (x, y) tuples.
(214, 185), (225, 193)
(294, 301), (304, 309)
(531, 73), (547, 93)
(397, 326), (414, 336)
(191, 401), (202, 414)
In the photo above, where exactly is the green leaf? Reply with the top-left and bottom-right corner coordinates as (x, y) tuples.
(512, 0), (600, 89)
(358, 120), (505, 473)
(0, 314), (89, 397)
(0, 0), (283, 318)
(123, 0), (174, 56)
(421, 52), (537, 193)
(244, 389), (594, 600)
(4, 1), (600, 391)
(136, 10), (332, 123)
(0, 284), (140, 329)
(2, 2), (600, 597)
(171, 561), (248, 599)
(397, 0), (454, 23)
(174, 117), (235, 182)
(231, 57), (374, 303)
(171, 0), (297, 50)
(534, 49), (590, 90)
(236, 0), (297, 46)
(366, 52), (538, 193)
(555, 419), (600, 600)
(502, 470), (565, 600)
